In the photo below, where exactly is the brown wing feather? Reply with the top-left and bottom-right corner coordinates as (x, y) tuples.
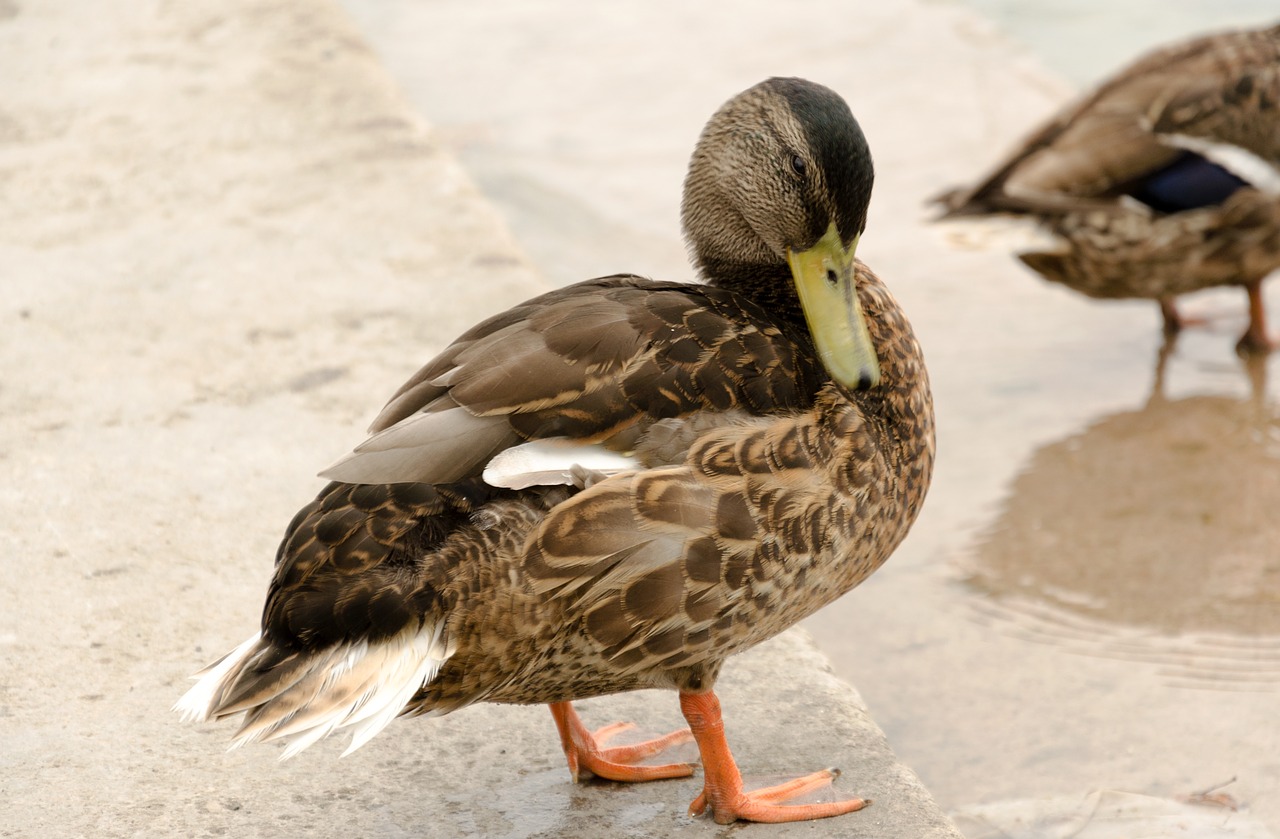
(261, 481), (461, 648)
(1146, 26), (1280, 161)
(323, 275), (823, 486)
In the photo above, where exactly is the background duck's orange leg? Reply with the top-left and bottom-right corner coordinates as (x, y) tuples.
(679, 690), (869, 824)
(1237, 278), (1275, 355)
(548, 701), (695, 783)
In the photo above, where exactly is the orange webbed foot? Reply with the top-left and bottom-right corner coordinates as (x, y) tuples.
(548, 701), (695, 783)
(688, 768), (869, 824)
(680, 691), (869, 824)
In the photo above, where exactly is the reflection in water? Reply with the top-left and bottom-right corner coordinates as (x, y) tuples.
(954, 790), (1272, 839)
(964, 348), (1280, 690)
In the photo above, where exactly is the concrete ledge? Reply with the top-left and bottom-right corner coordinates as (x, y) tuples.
(0, 0), (959, 836)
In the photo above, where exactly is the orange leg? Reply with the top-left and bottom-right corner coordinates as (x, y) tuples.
(548, 701), (695, 783)
(679, 690), (869, 824)
(1236, 279), (1275, 355)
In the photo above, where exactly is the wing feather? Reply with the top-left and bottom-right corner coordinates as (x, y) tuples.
(325, 276), (821, 487)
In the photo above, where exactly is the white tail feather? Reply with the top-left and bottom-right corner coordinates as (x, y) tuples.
(175, 623), (452, 758)
(173, 633), (263, 723)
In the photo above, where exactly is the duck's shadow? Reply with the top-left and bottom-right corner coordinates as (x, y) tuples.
(962, 341), (1280, 688)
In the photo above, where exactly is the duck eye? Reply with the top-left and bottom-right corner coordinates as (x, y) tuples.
(790, 154), (807, 177)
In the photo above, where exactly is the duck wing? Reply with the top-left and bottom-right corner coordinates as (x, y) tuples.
(940, 24), (1280, 215)
(321, 274), (822, 486)
(1146, 26), (1280, 193)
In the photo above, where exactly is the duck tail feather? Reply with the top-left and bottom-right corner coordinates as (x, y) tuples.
(175, 622), (452, 758)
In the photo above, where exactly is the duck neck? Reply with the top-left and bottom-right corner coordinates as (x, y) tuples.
(701, 259), (807, 326)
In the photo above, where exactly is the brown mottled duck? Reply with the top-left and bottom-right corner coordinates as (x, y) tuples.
(938, 23), (1280, 354)
(176, 77), (935, 825)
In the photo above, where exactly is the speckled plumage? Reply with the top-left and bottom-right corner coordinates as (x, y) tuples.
(939, 23), (1280, 351)
(207, 263), (932, 720)
(179, 77), (934, 824)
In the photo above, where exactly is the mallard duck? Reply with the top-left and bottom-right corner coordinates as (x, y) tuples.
(937, 23), (1280, 354)
(176, 77), (934, 825)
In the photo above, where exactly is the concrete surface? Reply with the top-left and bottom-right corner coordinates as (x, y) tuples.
(0, 1), (960, 837)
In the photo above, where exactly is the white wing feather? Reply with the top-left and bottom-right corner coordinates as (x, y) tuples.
(483, 438), (639, 489)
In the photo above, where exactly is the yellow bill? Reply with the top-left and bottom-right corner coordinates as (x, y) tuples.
(786, 222), (880, 390)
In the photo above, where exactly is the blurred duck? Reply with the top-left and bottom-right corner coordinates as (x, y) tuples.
(938, 23), (1280, 354)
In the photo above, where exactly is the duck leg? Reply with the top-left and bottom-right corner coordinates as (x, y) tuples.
(679, 690), (869, 824)
(548, 701), (695, 783)
(1157, 296), (1213, 335)
(1159, 296), (1182, 336)
(1146, 332), (1179, 407)
(1236, 278), (1275, 355)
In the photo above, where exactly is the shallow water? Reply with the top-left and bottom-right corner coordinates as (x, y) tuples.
(339, 0), (1280, 831)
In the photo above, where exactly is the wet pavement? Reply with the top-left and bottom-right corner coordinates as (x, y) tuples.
(339, 0), (1280, 832)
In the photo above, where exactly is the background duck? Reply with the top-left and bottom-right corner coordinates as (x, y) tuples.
(176, 77), (935, 825)
(937, 22), (1280, 354)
